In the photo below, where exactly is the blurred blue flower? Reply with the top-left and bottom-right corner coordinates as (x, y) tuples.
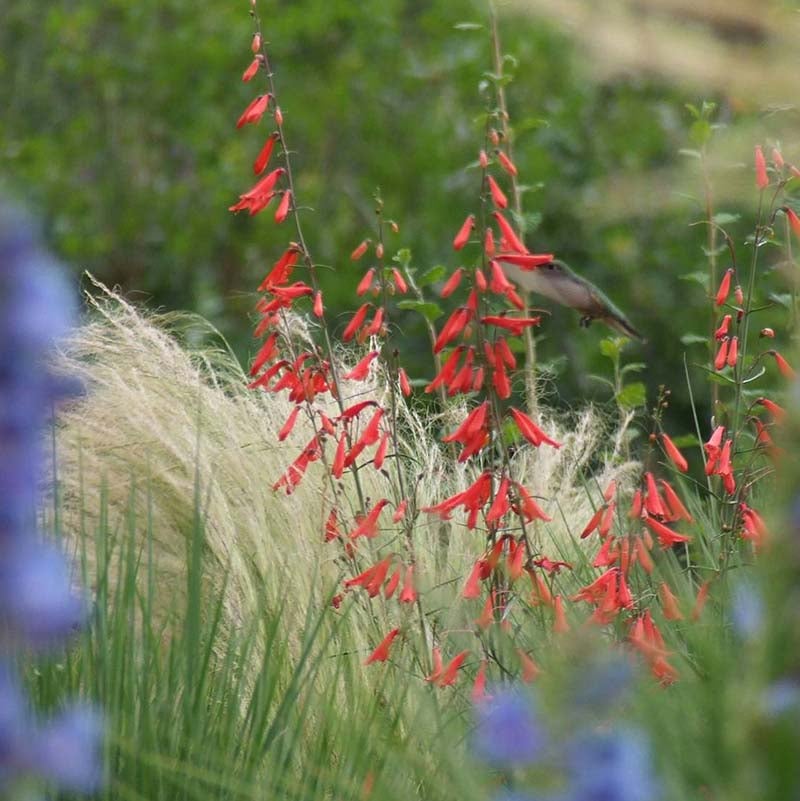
(573, 655), (634, 710)
(0, 541), (86, 645)
(761, 679), (800, 719)
(565, 727), (658, 801)
(0, 202), (101, 796)
(474, 688), (545, 765)
(730, 582), (763, 640)
(29, 705), (103, 793)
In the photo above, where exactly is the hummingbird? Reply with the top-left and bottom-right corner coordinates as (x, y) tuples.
(501, 259), (644, 341)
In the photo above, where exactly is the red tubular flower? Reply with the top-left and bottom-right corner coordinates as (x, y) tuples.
(489, 260), (514, 294)
(356, 268), (376, 297)
(251, 32), (261, 52)
(487, 175), (508, 209)
(258, 246), (299, 291)
(661, 433), (688, 472)
(644, 515), (691, 549)
(364, 307), (385, 337)
(439, 651), (469, 686)
(253, 132), (279, 175)
(472, 660), (488, 702)
(598, 502), (616, 539)
(755, 145), (769, 189)
(350, 240), (370, 260)
(770, 350), (796, 379)
(530, 572), (553, 606)
(399, 566), (417, 603)
(497, 150), (518, 177)
(481, 315), (541, 335)
(659, 581), (683, 620)
(492, 362), (511, 399)
(236, 93), (272, 128)
(453, 214), (475, 251)
(426, 345), (465, 393)
(274, 190), (292, 223)
(514, 482), (552, 522)
(463, 560), (484, 599)
(492, 212), (527, 253)
(772, 147), (784, 168)
(249, 332), (280, 377)
(348, 499), (390, 539)
(715, 268), (733, 306)
(324, 508), (341, 542)
(659, 479), (693, 522)
(484, 228), (496, 256)
(552, 595), (570, 633)
(434, 307), (472, 353)
(278, 405), (301, 441)
(274, 106), (283, 125)
(475, 592), (496, 628)
(343, 350), (379, 381)
(397, 367), (412, 397)
(691, 580), (711, 621)
(580, 506), (604, 539)
(312, 291), (324, 318)
(592, 536), (618, 567)
(242, 57), (261, 82)
(704, 425), (725, 471)
(425, 648), (443, 682)
(726, 336), (738, 368)
(633, 537), (654, 574)
(628, 489), (643, 519)
(714, 338), (729, 370)
(383, 568), (400, 599)
(485, 476), (511, 523)
(518, 650), (539, 683)
(785, 206), (800, 240)
(740, 503), (768, 546)
(757, 396), (785, 422)
(374, 431), (390, 470)
(509, 407), (561, 448)
(392, 499), (408, 523)
(644, 473), (666, 517)
(391, 268), (408, 294)
(495, 253), (554, 269)
(440, 267), (464, 298)
(443, 401), (488, 445)
(507, 539), (526, 581)
(364, 628), (400, 665)
(714, 314), (731, 340)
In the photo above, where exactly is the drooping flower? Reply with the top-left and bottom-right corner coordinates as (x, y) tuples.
(253, 132), (279, 174)
(487, 175), (508, 209)
(364, 628), (400, 664)
(715, 268), (733, 306)
(453, 214), (475, 251)
(660, 432), (688, 472)
(235, 93), (272, 128)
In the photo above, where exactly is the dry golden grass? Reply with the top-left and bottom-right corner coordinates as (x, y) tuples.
(55, 280), (639, 680)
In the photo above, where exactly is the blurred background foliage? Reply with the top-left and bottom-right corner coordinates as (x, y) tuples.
(2, 0), (799, 432)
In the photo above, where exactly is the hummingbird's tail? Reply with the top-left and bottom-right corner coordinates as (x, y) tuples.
(604, 312), (645, 343)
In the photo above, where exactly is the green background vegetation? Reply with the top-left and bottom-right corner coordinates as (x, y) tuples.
(2, 0), (798, 429)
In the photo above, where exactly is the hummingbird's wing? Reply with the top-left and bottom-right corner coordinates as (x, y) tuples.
(502, 261), (644, 341)
(501, 262), (595, 308)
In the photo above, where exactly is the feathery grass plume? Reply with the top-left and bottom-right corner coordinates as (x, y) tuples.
(55, 279), (638, 691)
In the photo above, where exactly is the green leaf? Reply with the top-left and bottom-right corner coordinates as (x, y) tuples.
(454, 21), (483, 30)
(417, 265), (447, 287)
(392, 248), (412, 269)
(599, 338), (622, 360)
(680, 334), (707, 346)
(621, 362), (646, 375)
(616, 382), (647, 409)
(689, 119), (712, 147)
(396, 300), (443, 322)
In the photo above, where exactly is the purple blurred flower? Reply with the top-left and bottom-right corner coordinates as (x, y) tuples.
(761, 679), (800, 718)
(28, 705), (103, 792)
(565, 727), (658, 801)
(0, 203), (101, 795)
(730, 582), (763, 641)
(474, 688), (545, 765)
(0, 541), (86, 645)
